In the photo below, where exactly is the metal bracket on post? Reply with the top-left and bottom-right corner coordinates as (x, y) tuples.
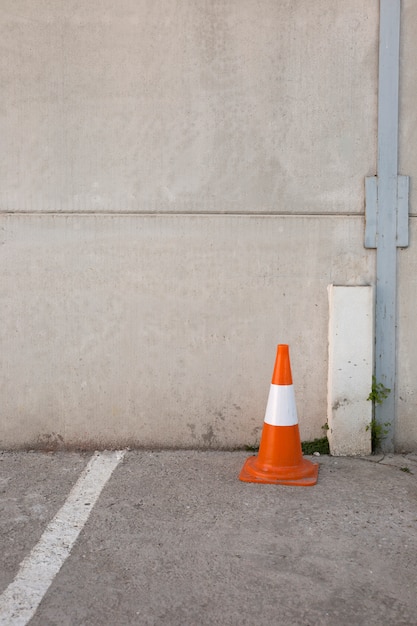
(365, 175), (410, 249)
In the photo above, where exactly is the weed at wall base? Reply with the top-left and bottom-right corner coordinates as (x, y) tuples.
(366, 376), (391, 452)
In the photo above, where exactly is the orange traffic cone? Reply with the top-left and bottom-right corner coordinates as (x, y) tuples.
(239, 344), (319, 486)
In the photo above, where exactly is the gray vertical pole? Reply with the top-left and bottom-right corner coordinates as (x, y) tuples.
(375, 0), (401, 452)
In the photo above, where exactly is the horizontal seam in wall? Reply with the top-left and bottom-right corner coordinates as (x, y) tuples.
(0, 211), (366, 218)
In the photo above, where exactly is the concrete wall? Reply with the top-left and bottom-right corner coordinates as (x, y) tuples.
(1, 214), (374, 448)
(0, 0), (377, 214)
(2, 0), (414, 450)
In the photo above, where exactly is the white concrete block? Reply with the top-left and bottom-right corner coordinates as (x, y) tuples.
(327, 285), (373, 456)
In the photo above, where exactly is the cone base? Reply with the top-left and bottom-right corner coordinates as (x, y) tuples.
(239, 455), (319, 486)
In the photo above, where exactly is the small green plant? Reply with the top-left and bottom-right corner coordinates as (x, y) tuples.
(301, 437), (330, 455)
(400, 466), (412, 474)
(367, 376), (391, 405)
(366, 376), (392, 451)
(366, 420), (391, 450)
(300, 424), (330, 455)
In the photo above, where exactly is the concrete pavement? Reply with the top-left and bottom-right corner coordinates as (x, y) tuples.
(0, 450), (416, 626)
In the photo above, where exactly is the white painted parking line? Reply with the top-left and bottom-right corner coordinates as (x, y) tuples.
(0, 450), (126, 626)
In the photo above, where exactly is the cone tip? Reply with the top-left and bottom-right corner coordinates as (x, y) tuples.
(271, 344), (292, 385)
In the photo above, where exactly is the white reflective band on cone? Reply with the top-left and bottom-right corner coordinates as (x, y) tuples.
(264, 384), (298, 426)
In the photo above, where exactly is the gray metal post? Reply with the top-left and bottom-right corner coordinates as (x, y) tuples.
(365, 0), (409, 452)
